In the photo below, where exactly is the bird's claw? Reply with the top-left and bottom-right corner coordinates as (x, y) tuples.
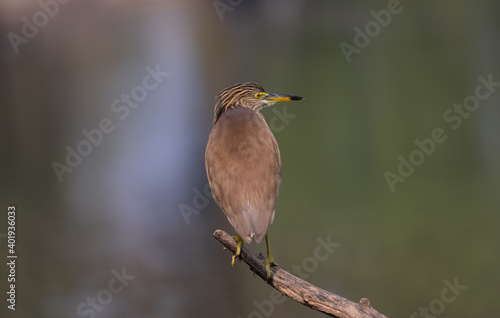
(264, 258), (277, 280)
(231, 235), (244, 268)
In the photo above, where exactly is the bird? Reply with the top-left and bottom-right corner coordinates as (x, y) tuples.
(205, 82), (303, 279)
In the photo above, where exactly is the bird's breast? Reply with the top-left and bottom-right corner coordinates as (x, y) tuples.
(206, 107), (281, 209)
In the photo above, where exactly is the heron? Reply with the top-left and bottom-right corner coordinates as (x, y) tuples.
(205, 82), (303, 279)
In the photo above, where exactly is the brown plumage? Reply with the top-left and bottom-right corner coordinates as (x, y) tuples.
(205, 82), (302, 277)
(206, 106), (281, 243)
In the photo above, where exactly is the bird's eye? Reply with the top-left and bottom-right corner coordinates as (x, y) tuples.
(255, 92), (267, 99)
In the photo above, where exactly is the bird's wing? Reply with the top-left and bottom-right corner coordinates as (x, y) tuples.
(206, 107), (281, 244)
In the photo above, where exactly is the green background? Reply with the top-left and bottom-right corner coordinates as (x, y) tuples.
(1, 1), (499, 317)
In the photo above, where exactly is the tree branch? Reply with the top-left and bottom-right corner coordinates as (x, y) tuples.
(213, 229), (388, 318)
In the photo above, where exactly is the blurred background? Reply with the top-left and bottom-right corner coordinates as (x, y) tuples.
(1, 1), (499, 317)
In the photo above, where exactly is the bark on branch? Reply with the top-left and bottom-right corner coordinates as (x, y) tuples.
(213, 229), (388, 318)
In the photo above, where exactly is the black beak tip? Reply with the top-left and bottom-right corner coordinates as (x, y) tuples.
(290, 96), (303, 101)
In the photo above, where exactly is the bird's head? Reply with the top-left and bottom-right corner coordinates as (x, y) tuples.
(213, 82), (303, 124)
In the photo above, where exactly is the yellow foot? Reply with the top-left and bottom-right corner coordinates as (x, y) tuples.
(264, 233), (277, 279)
(231, 235), (244, 268)
(264, 258), (277, 280)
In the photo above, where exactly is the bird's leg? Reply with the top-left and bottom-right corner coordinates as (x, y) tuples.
(231, 235), (244, 267)
(264, 233), (277, 279)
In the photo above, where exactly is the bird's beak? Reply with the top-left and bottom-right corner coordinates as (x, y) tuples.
(263, 93), (303, 102)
